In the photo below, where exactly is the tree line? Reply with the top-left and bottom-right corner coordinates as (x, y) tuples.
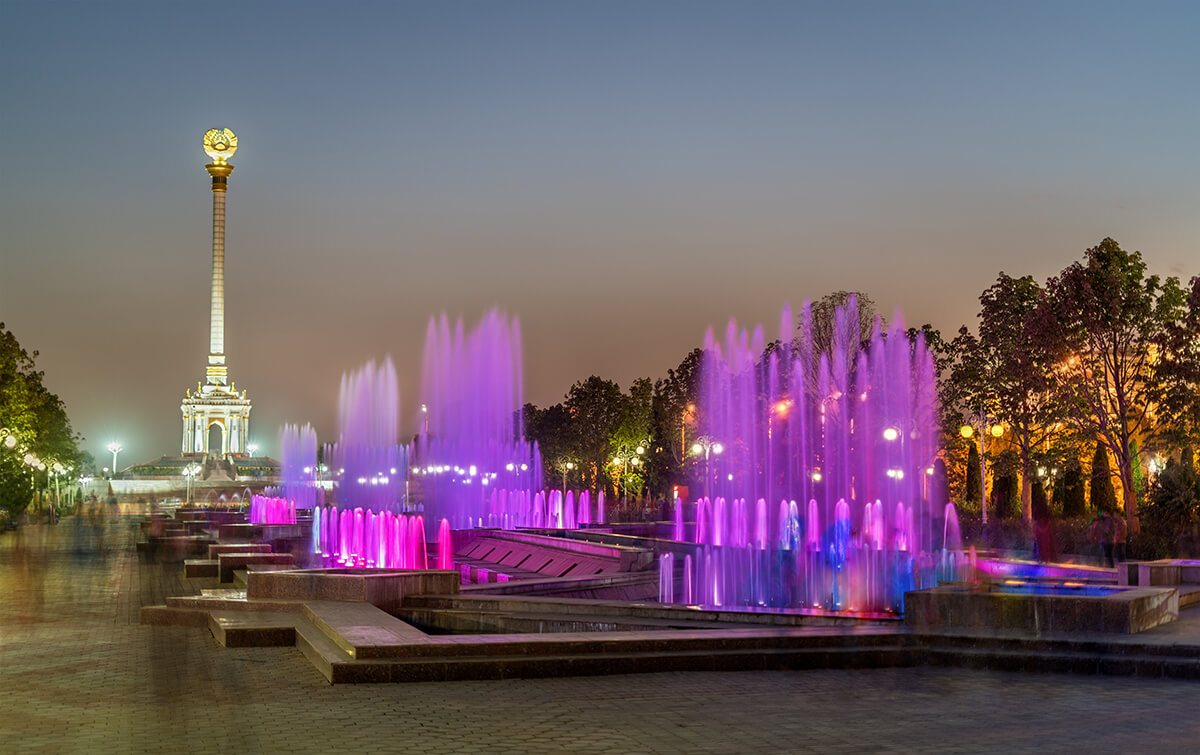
(521, 239), (1200, 542)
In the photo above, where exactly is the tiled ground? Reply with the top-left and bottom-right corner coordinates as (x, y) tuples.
(3, 514), (1200, 754)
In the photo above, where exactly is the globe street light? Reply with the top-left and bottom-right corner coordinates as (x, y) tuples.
(691, 439), (724, 499)
(960, 415), (1004, 525)
(107, 441), (123, 477)
(247, 442), (258, 457)
(182, 462), (202, 507)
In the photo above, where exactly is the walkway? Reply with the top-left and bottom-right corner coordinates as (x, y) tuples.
(2, 514), (1199, 754)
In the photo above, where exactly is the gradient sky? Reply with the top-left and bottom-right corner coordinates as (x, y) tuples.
(2, 1), (1198, 470)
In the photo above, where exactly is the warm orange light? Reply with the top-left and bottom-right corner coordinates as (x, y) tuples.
(990, 424), (1004, 438)
(959, 425), (974, 439)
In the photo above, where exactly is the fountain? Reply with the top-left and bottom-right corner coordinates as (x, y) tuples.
(413, 310), (542, 531)
(248, 494), (296, 524)
(279, 423), (319, 509)
(668, 297), (965, 614)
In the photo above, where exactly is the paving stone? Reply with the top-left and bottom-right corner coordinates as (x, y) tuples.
(5, 516), (1200, 753)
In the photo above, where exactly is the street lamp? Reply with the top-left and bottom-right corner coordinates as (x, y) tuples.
(107, 441), (123, 477)
(0, 427), (18, 450)
(247, 442), (258, 457)
(691, 439), (724, 499)
(182, 462), (202, 506)
(561, 461), (575, 493)
(960, 414), (1004, 525)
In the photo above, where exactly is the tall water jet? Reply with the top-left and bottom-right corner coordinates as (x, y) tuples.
(415, 310), (542, 534)
(324, 358), (408, 514)
(674, 297), (950, 614)
(279, 423), (319, 509)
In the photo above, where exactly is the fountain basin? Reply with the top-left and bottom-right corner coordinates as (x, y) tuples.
(246, 568), (459, 614)
(905, 581), (1178, 634)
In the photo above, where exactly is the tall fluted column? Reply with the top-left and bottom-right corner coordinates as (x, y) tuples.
(204, 160), (233, 386)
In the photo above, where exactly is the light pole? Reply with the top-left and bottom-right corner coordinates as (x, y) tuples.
(690, 439), (724, 499)
(182, 462), (202, 507)
(960, 410), (1003, 525)
(561, 461), (575, 494)
(247, 442), (258, 457)
(681, 404), (696, 464)
(107, 441), (123, 477)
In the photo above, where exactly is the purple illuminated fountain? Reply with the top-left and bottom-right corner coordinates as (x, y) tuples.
(665, 297), (965, 614)
(413, 310), (542, 530)
(279, 423), (320, 510)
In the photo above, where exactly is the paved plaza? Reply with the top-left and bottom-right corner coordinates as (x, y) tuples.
(2, 513), (1200, 754)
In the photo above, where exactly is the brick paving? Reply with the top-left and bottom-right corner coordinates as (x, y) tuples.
(3, 514), (1200, 754)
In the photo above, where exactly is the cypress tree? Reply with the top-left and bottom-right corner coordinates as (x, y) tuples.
(1062, 458), (1086, 517)
(964, 442), (981, 504)
(1091, 442), (1119, 514)
(1031, 477), (1049, 520)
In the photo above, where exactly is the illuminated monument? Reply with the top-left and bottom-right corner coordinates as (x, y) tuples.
(180, 128), (252, 456)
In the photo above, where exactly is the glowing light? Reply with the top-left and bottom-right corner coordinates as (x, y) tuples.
(712, 443), (724, 455)
(691, 443), (703, 455)
(883, 427), (899, 442)
(990, 424), (1004, 438)
(959, 425), (974, 439)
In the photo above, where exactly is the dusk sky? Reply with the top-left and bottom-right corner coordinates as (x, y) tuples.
(2, 1), (1198, 470)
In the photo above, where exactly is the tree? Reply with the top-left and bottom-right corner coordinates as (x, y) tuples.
(1090, 441), (1119, 514)
(1061, 457), (1086, 518)
(563, 376), (626, 492)
(1150, 276), (1200, 449)
(798, 291), (881, 364)
(609, 377), (654, 498)
(522, 402), (576, 486)
(969, 273), (1062, 523)
(1034, 239), (1187, 533)
(0, 322), (86, 522)
(963, 441), (981, 505)
(648, 348), (703, 497)
(990, 451), (1019, 520)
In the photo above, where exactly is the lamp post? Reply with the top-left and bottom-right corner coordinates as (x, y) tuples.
(681, 404), (696, 464)
(182, 462), (202, 507)
(247, 442), (258, 457)
(107, 441), (123, 477)
(561, 461), (574, 494)
(960, 410), (1004, 525)
(690, 439), (724, 499)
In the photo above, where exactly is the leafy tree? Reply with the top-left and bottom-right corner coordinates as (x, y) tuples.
(1034, 239), (1187, 533)
(951, 274), (1064, 522)
(609, 377), (654, 498)
(648, 348), (703, 497)
(1090, 441), (1119, 514)
(563, 376), (626, 492)
(523, 402), (575, 485)
(1150, 276), (1200, 449)
(1140, 457), (1200, 555)
(0, 322), (86, 521)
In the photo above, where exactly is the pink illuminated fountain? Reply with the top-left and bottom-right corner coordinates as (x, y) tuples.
(662, 297), (965, 614)
(249, 494), (296, 524)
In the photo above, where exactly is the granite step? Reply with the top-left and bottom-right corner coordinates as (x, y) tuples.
(397, 607), (737, 635)
(312, 644), (916, 684)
